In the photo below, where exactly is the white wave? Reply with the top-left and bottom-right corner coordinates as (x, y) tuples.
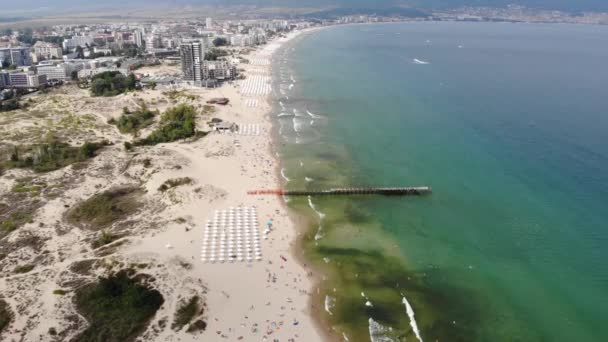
(325, 295), (335, 315)
(342, 332), (350, 341)
(282, 195), (291, 203)
(365, 301), (373, 307)
(299, 160), (304, 167)
(305, 177), (314, 182)
(307, 196), (326, 219)
(402, 296), (423, 342)
(278, 112), (293, 118)
(361, 292), (366, 297)
(293, 108), (306, 117)
(289, 83), (294, 90)
(279, 100), (285, 109)
(306, 109), (324, 119)
(413, 58), (430, 65)
(290, 75), (296, 83)
(314, 223), (324, 240)
(292, 117), (304, 133)
(280, 168), (290, 182)
(323, 257), (331, 263)
(368, 318), (394, 342)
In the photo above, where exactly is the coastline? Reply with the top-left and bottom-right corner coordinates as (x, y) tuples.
(0, 26), (330, 342)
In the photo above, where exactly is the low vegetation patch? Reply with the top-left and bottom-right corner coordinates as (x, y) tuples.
(172, 296), (202, 331)
(90, 71), (138, 97)
(73, 270), (164, 342)
(53, 289), (68, 295)
(158, 177), (193, 192)
(109, 103), (158, 135)
(67, 187), (142, 230)
(14, 264), (35, 274)
(0, 300), (12, 333)
(163, 90), (199, 102)
(2, 138), (108, 173)
(92, 230), (119, 249)
(1, 210), (34, 232)
(134, 105), (197, 146)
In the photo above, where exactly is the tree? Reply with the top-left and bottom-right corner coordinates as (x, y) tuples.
(213, 37), (229, 47)
(75, 46), (84, 59)
(1, 60), (9, 69)
(7, 64), (17, 70)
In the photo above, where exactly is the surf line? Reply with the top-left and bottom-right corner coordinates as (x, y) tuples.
(402, 295), (423, 342)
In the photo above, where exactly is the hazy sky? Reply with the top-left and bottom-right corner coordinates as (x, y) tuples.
(5, 0), (608, 15)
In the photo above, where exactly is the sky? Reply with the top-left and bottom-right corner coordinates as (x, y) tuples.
(4, 0), (608, 15)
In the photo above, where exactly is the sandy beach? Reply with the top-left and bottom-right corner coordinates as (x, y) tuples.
(0, 29), (326, 341)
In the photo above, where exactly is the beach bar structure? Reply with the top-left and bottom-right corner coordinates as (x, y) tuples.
(248, 187), (431, 197)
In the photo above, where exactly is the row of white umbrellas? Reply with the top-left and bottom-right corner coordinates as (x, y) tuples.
(202, 206), (263, 263)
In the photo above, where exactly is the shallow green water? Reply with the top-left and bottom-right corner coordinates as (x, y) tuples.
(273, 22), (608, 341)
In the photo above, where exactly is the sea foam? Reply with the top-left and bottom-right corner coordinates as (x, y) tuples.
(402, 295), (423, 342)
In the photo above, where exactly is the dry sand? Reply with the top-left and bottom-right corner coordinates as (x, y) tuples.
(0, 29), (326, 341)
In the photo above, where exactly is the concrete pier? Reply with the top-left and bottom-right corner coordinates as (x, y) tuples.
(248, 187), (432, 196)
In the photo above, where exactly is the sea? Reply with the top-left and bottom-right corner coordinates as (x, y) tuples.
(271, 22), (608, 341)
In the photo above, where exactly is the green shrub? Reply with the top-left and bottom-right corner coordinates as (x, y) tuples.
(172, 296), (201, 331)
(90, 71), (138, 97)
(134, 105), (197, 146)
(4, 140), (107, 173)
(14, 264), (35, 274)
(0, 300), (12, 333)
(67, 187), (142, 230)
(158, 177), (193, 192)
(73, 270), (164, 342)
(53, 289), (68, 295)
(113, 103), (158, 135)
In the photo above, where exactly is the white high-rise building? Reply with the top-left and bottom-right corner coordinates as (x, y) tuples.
(134, 30), (144, 47)
(180, 41), (205, 84)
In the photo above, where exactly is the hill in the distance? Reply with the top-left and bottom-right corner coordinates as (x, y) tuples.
(4, 0), (608, 17)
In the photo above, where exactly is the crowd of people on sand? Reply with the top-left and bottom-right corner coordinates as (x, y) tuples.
(202, 208), (316, 341)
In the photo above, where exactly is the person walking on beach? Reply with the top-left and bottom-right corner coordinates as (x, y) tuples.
(267, 219), (273, 230)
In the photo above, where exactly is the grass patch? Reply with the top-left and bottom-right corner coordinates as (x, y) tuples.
(12, 183), (42, 194)
(1, 210), (34, 232)
(109, 103), (158, 135)
(158, 177), (193, 192)
(2, 138), (108, 173)
(172, 296), (202, 331)
(92, 230), (119, 249)
(67, 187), (142, 230)
(0, 300), (12, 333)
(14, 264), (35, 274)
(73, 270), (164, 342)
(163, 90), (199, 102)
(53, 289), (68, 295)
(134, 105), (197, 146)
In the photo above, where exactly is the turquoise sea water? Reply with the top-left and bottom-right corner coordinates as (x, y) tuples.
(273, 22), (608, 341)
